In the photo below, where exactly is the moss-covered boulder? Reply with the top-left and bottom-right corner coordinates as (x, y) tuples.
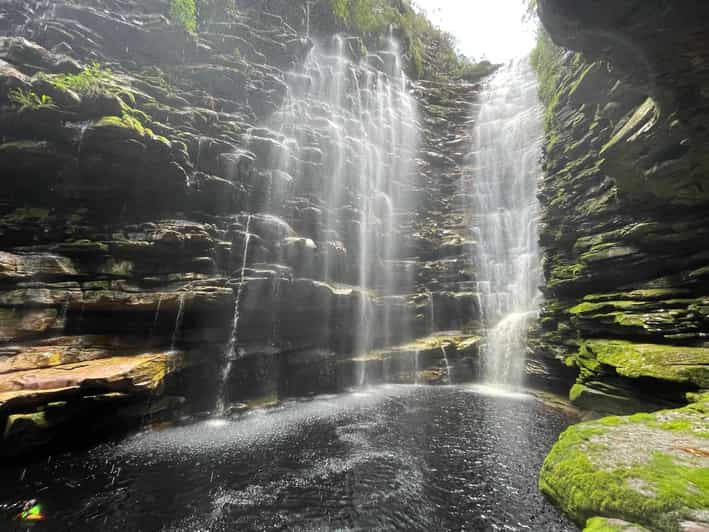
(579, 340), (709, 389)
(583, 517), (651, 532)
(567, 340), (709, 414)
(540, 395), (709, 531)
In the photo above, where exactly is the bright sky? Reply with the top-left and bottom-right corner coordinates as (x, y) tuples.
(413, 0), (536, 63)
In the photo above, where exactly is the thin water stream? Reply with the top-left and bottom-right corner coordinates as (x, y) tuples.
(217, 215), (253, 414)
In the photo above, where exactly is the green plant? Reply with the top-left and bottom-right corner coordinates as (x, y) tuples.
(326, 0), (489, 81)
(530, 28), (563, 130)
(120, 100), (151, 124)
(170, 0), (197, 33)
(8, 88), (57, 111)
(43, 62), (117, 96)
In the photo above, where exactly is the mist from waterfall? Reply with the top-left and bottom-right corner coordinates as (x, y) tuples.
(249, 35), (419, 358)
(467, 58), (544, 386)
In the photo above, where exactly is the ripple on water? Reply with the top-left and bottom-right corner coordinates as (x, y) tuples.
(0, 385), (577, 532)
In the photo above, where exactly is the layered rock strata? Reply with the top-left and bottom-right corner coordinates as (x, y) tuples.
(0, 0), (492, 456)
(535, 1), (709, 529)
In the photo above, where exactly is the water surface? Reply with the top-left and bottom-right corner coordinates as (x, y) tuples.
(1, 385), (577, 531)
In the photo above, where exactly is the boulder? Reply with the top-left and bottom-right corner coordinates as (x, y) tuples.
(540, 394), (709, 531)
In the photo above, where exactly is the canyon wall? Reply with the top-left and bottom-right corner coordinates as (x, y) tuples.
(0, 0), (490, 456)
(534, 2), (709, 530)
(533, 0), (709, 415)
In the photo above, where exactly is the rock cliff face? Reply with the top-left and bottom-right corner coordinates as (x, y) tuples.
(535, 1), (709, 529)
(0, 0), (489, 456)
(535, 0), (709, 415)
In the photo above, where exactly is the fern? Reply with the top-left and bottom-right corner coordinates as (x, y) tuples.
(8, 88), (57, 111)
(43, 63), (116, 96)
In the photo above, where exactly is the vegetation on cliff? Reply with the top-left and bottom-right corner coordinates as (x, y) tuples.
(328, 0), (493, 80)
(170, 0), (198, 33)
(161, 0), (494, 81)
(530, 27), (562, 130)
(328, 0), (495, 80)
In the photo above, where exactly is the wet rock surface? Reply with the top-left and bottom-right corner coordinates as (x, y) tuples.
(533, 39), (709, 415)
(540, 393), (709, 532)
(534, 2), (709, 529)
(0, 0), (495, 456)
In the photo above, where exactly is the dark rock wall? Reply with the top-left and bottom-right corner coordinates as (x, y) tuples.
(535, 1), (709, 414)
(0, 0), (486, 455)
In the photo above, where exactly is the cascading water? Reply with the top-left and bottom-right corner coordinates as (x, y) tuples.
(170, 293), (186, 353)
(249, 35), (418, 366)
(216, 215), (252, 414)
(468, 58), (544, 387)
(149, 295), (163, 346)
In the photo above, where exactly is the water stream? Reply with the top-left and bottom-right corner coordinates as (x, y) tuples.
(216, 215), (252, 414)
(468, 58), (544, 386)
(169, 293), (186, 354)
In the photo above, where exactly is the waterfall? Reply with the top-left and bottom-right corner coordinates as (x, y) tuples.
(170, 293), (186, 353)
(438, 342), (452, 384)
(148, 295), (163, 346)
(216, 215), (252, 414)
(468, 57), (544, 386)
(414, 349), (422, 385)
(250, 35), (419, 361)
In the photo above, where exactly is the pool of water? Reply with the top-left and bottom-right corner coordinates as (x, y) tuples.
(0, 385), (577, 531)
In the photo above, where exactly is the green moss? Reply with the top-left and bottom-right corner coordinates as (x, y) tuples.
(326, 0), (491, 81)
(170, 0), (197, 33)
(595, 415), (626, 427)
(580, 340), (709, 388)
(530, 27), (563, 131)
(584, 517), (651, 531)
(2, 207), (50, 224)
(41, 62), (118, 96)
(686, 391), (709, 405)
(579, 243), (636, 263)
(584, 289), (690, 303)
(610, 312), (647, 328)
(245, 393), (279, 410)
(625, 410), (709, 439)
(569, 300), (648, 315)
(568, 63), (596, 99)
(4, 411), (49, 437)
(550, 263), (587, 283)
(541, 406), (709, 530)
(95, 114), (169, 146)
(569, 383), (586, 403)
(97, 114), (145, 135)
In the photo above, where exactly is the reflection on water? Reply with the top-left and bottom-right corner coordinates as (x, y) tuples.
(0, 385), (577, 531)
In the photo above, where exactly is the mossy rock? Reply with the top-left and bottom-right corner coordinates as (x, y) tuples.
(540, 397), (709, 531)
(583, 517), (651, 531)
(95, 115), (148, 138)
(568, 382), (675, 415)
(580, 340), (709, 389)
